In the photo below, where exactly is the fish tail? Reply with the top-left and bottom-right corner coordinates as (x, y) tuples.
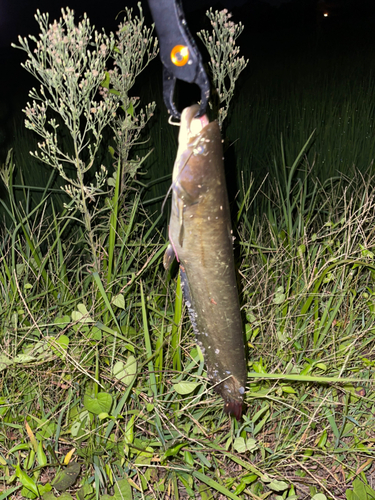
(224, 400), (243, 421)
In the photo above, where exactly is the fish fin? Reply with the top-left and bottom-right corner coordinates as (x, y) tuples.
(163, 243), (175, 270)
(224, 400), (243, 421)
(161, 182), (174, 215)
(180, 267), (192, 305)
(180, 268), (201, 339)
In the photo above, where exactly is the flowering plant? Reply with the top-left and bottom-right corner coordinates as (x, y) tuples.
(198, 9), (248, 127)
(12, 4), (158, 270)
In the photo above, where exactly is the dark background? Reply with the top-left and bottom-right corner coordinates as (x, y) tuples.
(1, 0), (375, 188)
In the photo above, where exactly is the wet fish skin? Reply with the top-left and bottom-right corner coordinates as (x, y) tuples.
(165, 104), (247, 419)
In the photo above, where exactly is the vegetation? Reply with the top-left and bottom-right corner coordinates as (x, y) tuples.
(0, 4), (375, 500)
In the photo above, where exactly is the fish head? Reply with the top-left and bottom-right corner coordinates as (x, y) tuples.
(173, 104), (223, 204)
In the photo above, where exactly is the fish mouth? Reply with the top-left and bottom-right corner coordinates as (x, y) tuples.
(178, 104), (210, 152)
(172, 103), (212, 192)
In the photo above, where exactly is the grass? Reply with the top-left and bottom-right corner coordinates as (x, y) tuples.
(2, 16), (375, 500)
(136, 43), (375, 225)
(1, 140), (375, 500)
(225, 48), (375, 198)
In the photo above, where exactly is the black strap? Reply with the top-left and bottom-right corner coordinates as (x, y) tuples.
(148, 0), (210, 119)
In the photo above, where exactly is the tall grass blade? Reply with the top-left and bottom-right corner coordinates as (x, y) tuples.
(140, 280), (163, 442)
(171, 273), (183, 372)
(193, 471), (241, 500)
(106, 158), (121, 287)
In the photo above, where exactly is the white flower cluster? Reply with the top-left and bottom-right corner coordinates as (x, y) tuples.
(197, 8), (248, 128)
(13, 7), (118, 188)
(102, 4), (158, 183)
(12, 3), (158, 270)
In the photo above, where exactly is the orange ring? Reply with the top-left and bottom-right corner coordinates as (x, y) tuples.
(171, 45), (189, 67)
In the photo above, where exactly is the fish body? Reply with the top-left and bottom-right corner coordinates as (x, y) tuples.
(165, 105), (246, 419)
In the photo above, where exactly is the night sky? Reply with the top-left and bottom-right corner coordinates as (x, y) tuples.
(1, 0), (135, 48)
(1, 0), (375, 153)
(1, 0), (374, 56)
(0, 0), (286, 49)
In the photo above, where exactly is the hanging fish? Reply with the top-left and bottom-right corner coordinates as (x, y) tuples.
(164, 104), (247, 420)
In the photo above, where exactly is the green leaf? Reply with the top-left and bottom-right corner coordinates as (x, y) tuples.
(113, 356), (137, 386)
(163, 442), (187, 460)
(312, 495), (327, 500)
(183, 450), (194, 467)
(20, 487), (37, 499)
(8, 443), (30, 454)
(16, 263), (25, 277)
(251, 404), (269, 423)
(71, 304), (93, 323)
(35, 484), (52, 496)
(346, 491), (356, 500)
(76, 480), (94, 500)
(273, 286), (285, 304)
(323, 272), (334, 284)
(315, 363), (327, 372)
(234, 474), (258, 495)
(245, 438), (258, 451)
(281, 385), (297, 394)
(101, 479), (132, 500)
(246, 313), (256, 323)
(13, 354), (35, 364)
(89, 326), (101, 341)
(70, 411), (90, 438)
(112, 294), (125, 310)
(52, 462), (81, 492)
(30, 340), (49, 356)
(317, 429), (327, 448)
(100, 71), (110, 89)
(83, 392), (113, 415)
(253, 411), (270, 436)
(35, 420), (57, 441)
(193, 471), (241, 500)
(127, 101), (134, 117)
(36, 440), (48, 467)
(98, 412), (110, 420)
(124, 415), (135, 445)
(173, 381), (199, 395)
(233, 437), (247, 453)
(199, 483), (215, 500)
(232, 437), (257, 454)
(177, 471), (194, 496)
(54, 316), (70, 329)
(353, 478), (369, 499)
(0, 355), (12, 371)
(15, 465), (38, 495)
(57, 335), (69, 349)
(47, 335), (69, 359)
(268, 480), (288, 492)
(134, 447), (153, 466)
